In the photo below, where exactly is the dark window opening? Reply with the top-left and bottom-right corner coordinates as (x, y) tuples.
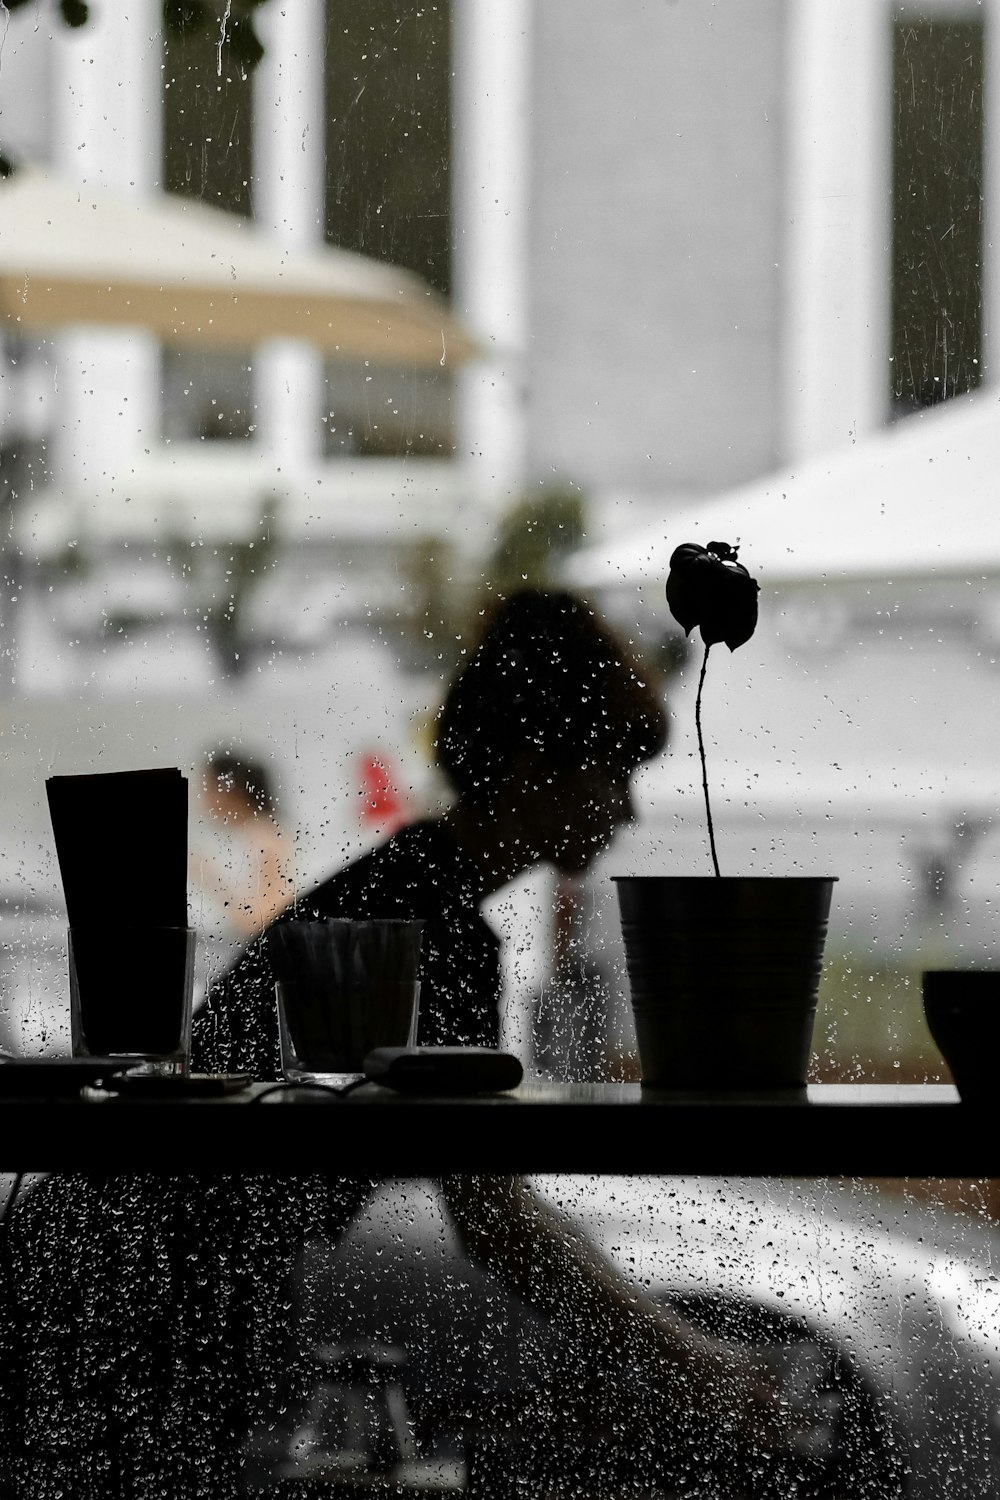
(891, 18), (984, 412)
(162, 14), (255, 442)
(160, 349), (255, 444)
(322, 2), (455, 459)
(324, 1), (452, 297)
(322, 362), (455, 458)
(163, 10), (254, 217)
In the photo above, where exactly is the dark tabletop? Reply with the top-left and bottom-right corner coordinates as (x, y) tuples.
(0, 1080), (989, 1177)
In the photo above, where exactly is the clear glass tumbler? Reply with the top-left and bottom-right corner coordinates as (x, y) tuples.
(276, 976), (421, 1087)
(69, 925), (196, 1077)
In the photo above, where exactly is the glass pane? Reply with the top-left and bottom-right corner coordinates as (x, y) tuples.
(0, 0), (996, 1494)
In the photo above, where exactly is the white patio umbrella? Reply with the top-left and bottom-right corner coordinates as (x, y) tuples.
(0, 166), (479, 368)
(566, 392), (1000, 589)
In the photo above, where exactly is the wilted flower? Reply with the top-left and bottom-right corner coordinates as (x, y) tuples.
(663, 539), (760, 875)
(665, 540), (759, 651)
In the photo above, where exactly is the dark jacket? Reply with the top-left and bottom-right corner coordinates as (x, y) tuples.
(193, 817), (501, 1079)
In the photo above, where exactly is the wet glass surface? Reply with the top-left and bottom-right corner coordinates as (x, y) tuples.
(0, 2), (998, 1493)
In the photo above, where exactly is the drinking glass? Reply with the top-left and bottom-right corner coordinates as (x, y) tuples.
(69, 925), (196, 1076)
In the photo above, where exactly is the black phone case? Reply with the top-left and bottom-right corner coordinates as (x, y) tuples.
(363, 1046), (523, 1094)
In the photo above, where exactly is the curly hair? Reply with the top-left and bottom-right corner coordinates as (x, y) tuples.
(434, 589), (668, 801)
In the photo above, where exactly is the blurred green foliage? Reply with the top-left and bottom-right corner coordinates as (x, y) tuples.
(400, 486), (588, 675)
(479, 488), (587, 599)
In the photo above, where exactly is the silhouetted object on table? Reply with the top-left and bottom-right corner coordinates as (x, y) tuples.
(46, 766), (188, 929)
(268, 917), (422, 1084)
(47, 768), (194, 1062)
(665, 539), (760, 877)
(922, 968), (1000, 1103)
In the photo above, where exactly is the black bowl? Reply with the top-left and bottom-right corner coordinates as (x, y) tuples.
(922, 970), (1000, 1104)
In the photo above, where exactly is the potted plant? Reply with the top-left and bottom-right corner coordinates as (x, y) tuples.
(613, 541), (836, 1093)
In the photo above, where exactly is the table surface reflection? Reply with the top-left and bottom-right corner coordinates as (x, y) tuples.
(0, 1080), (989, 1176)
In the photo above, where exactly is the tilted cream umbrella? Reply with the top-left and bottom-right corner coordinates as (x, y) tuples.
(565, 394), (1000, 589)
(0, 166), (480, 367)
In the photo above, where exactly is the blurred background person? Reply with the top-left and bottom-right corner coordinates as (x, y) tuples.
(191, 752), (296, 944)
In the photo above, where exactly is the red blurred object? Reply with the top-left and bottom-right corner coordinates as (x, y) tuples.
(357, 750), (408, 834)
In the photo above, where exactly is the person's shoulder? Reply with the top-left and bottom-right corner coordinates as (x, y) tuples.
(297, 818), (452, 918)
(289, 822), (425, 900)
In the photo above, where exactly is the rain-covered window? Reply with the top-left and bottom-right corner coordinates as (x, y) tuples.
(2, 1), (1000, 1496)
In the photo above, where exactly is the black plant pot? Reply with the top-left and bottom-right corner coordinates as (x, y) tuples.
(614, 876), (836, 1093)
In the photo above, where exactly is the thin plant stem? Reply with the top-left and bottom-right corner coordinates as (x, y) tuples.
(695, 641), (720, 876)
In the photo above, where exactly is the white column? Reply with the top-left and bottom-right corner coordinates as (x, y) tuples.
(252, 0), (325, 469)
(781, 0), (892, 462)
(49, 0), (162, 484)
(53, 0), (162, 192)
(451, 0), (532, 525)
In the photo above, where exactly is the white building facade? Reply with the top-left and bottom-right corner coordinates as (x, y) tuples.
(1, 2), (993, 624)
